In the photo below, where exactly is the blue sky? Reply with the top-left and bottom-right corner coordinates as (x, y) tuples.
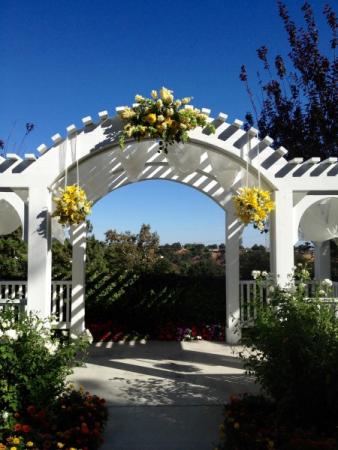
(1, 1), (333, 245)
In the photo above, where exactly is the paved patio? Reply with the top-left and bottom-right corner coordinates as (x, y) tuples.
(70, 340), (259, 450)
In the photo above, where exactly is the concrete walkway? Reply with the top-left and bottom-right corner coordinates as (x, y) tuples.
(70, 340), (259, 450)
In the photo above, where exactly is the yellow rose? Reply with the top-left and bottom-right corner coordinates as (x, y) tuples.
(26, 443), (34, 448)
(120, 108), (136, 120)
(181, 97), (192, 104)
(135, 94), (144, 102)
(164, 118), (173, 127)
(160, 87), (173, 104)
(12, 438), (20, 445)
(151, 90), (158, 99)
(157, 115), (165, 123)
(146, 113), (157, 124)
(156, 124), (165, 133)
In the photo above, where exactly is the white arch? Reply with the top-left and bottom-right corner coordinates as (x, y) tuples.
(0, 107), (337, 343)
(0, 192), (25, 237)
(294, 194), (338, 244)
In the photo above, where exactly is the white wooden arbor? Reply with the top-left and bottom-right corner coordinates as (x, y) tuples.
(0, 107), (337, 343)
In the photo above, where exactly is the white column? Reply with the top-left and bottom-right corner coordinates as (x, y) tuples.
(70, 222), (87, 334)
(225, 206), (244, 344)
(27, 187), (52, 316)
(314, 241), (331, 280)
(270, 189), (294, 286)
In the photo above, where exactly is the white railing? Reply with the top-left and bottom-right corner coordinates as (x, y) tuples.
(51, 281), (72, 329)
(1, 279), (337, 329)
(0, 280), (72, 328)
(240, 280), (338, 325)
(0, 281), (27, 315)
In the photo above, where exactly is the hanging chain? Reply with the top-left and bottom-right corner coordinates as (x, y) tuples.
(70, 134), (80, 186)
(246, 131), (250, 187)
(61, 140), (67, 188)
(257, 134), (261, 189)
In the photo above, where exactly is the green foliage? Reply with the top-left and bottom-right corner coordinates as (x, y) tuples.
(85, 271), (226, 332)
(240, 245), (270, 279)
(217, 394), (337, 450)
(0, 309), (89, 427)
(240, 266), (338, 431)
(52, 239), (72, 280)
(104, 223), (160, 271)
(0, 229), (27, 280)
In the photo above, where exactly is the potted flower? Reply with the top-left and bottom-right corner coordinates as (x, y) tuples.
(52, 185), (92, 227)
(232, 186), (275, 232)
(118, 87), (215, 153)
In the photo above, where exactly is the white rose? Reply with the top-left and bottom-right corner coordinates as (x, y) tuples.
(45, 341), (59, 355)
(268, 286), (275, 293)
(83, 329), (93, 344)
(261, 271), (268, 278)
(4, 329), (18, 341)
(251, 270), (261, 279)
(322, 279), (333, 288)
(318, 289), (326, 297)
(299, 282), (306, 290)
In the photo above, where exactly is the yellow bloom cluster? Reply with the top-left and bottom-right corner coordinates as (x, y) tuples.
(233, 187), (275, 232)
(52, 185), (92, 226)
(0, 436), (34, 449)
(118, 87), (215, 153)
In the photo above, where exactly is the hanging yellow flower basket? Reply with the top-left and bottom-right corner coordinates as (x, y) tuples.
(118, 87), (215, 153)
(233, 187), (275, 232)
(52, 185), (92, 226)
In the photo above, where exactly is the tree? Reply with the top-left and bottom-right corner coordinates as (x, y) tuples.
(0, 229), (27, 280)
(241, 2), (337, 159)
(104, 224), (160, 271)
(52, 239), (72, 280)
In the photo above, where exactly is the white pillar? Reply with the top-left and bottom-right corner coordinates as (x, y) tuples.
(70, 222), (87, 334)
(27, 187), (52, 316)
(314, 241), (331, 280)
(270, 189), (294, 286)
(225, 206), (244, 344)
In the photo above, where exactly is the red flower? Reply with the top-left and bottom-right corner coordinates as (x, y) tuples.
(27, 405), (36, 415)
(81, 423), (89, 434)
(22, 424), (30, 433)
(38, 410), (46, 419)
(13, 423), (21, 431)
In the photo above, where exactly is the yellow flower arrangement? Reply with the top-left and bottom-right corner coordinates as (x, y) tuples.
(233, 187), (275, 232)
(118, 87), (215, 153)
(52, 185), (92, 226)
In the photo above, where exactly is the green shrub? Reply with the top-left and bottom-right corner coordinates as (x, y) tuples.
(0, 308), (89, 426)
(85, 270), (226, 332)
(216, 394), (337, 450)
(240, 267), (338, 431)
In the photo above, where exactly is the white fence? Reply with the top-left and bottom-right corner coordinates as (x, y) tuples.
(240, 280), (338, 325)
(0, 280), (72, 328)
(1, 280), (337, 329)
